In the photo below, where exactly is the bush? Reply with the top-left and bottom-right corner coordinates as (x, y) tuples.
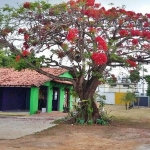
(121, 91), (137, 110)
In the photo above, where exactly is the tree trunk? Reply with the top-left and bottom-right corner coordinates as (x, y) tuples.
(125, 103), (128, 110)
(91, 97), (100, 122)
(75, 76), (101, 122)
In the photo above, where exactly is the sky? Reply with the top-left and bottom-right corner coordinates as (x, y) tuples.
(0, 0), (150, 93)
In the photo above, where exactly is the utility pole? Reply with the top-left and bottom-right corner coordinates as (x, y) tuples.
(142, 66), (144, 95)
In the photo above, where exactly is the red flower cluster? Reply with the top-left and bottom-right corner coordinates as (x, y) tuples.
(130, 29), (141, 36)
(24, 33), (29, 41)
(91, 52), (107, 65)
(94, 36), (107, 51)
(119, 29), (128, 37)
(143, 22), (149, 27)
(22, 50), (30, 57)
(88, 27), (97, 33)
(15, 55), (21, 62)
(104, 8), (118, 18)
(142, 30), (150, 39)
(23, 42), (29, 49)
(146, 13), (150, 18)
(66, 28), (78, 41)
(118, 8), (126, 14)
(126, 59), (137, 67)
(143, 44), (150, 49)
(127, 23), (134, 28)
(86, 0), (95, 6)
(132, 39), (138, 45)
(82, 8), (100, 18)
(18, 28), (26, 34)
(94, 3), (101, 8)
(126, 11), (135, 17)
(23, 2), (31, 9)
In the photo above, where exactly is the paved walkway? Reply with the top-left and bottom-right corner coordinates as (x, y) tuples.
(0, 111), (67, 140)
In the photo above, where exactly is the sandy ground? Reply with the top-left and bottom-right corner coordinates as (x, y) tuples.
(0, 111), (67, 139)
(0, 124), (150, 150)
(0, 105), (150, 150)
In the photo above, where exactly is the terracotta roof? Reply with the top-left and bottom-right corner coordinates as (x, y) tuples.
(0, 68), (70, 87)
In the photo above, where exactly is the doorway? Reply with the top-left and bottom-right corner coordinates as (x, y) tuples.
(38, 86), (47, 111)
(63, 89), (70, 112)
(52, 87), (59, 111)
(64, 89), (70, 108)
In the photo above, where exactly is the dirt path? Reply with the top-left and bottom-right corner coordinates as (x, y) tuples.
(0, 123), (150, 150)
(0, 105), (150, 150)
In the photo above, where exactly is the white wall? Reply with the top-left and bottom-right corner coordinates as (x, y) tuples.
(97, 84), (135, 93)
(96, 91), (115, 105)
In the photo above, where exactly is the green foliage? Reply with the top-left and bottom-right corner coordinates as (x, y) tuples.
(129, 70), (140, 82)
(76, 118), (85, 124)
(144, 75), (150, 96)
(0, 49), (15, 67)
(97, 111), (113, 125)
(121, 91), (137, 110)
(1, 0), (150, 125)
(146, 89), (150, 96)
(110, 53), (124, 62)
(96, 118), (108, 125)
(86, 99), (93, 121)
(14, 54), (45, 71)
(0, 49), (45, 70)
(2, 4), (14, 12)
(96, 93), (106, 110)
(74, 99), (93, 124)
(107, 77), (116, 84)
(144, 75), (150, 85)
(92, 71), (103, 78)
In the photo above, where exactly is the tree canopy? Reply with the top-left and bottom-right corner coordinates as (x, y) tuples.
(0, 0), (150, 119)
(0, 49), (45, 70)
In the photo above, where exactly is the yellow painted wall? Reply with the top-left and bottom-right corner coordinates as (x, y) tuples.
(115, 92), (126, 105)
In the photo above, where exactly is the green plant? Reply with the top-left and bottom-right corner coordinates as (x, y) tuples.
(74, 100), (87, 124)
(96, 94), (106, 112)
(86, 99), (93, 121)
(106, 74), (117, 86)
(121, 91), (137, 110)
(144, 75), (150, 96)
(97, 110), (112, 125)
(75, 99), (94, 124)
(87, 119), (93, 125)
(96, 118), (108, 125)
(76, 118), (85, 124)
(129, 70), (140, 82)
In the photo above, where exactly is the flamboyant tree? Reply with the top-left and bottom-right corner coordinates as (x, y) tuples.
(1, 0), (150, 119)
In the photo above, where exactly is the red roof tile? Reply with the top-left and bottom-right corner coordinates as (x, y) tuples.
(0, 68), (69, 87)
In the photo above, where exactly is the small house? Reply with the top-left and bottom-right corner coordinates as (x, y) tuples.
(0, 68), (73, 115)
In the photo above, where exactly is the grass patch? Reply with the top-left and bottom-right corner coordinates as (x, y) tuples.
(105, 105), (150, 129)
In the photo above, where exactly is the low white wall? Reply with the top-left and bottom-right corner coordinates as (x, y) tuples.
(96, 92), (115, 105)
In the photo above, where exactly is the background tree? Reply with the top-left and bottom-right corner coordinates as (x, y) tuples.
(144, 75), (150, 96)
(0, 49), (14, 67)
(0, 49), (45, 70)
(0, 0), (150, 120)
(121, 91), (137, 110)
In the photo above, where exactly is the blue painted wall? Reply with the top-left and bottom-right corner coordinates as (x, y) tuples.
(2, 87), (30, 111)
(134, 96), (149, 107)
(0, 87), (3, 110)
